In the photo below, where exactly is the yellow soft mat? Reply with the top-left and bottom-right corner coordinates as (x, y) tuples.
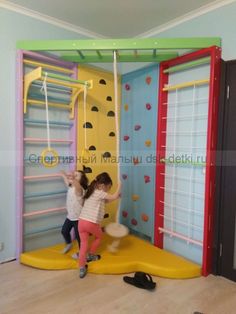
(20, 234), (201, 278)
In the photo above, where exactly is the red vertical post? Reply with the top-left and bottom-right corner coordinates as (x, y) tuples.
(202, 46), (222, 275)
(154, 63), (169, 248)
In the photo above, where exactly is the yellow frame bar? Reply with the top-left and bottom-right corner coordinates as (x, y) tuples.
(23, 67), (91, 119)
(27, 99), (72, 110)
(23, 59), (73, 74)
(163, 78), (209, 91)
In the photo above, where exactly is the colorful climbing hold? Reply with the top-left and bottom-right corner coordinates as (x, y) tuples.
(123, 135), (130, 141)
(145, 140), (151, 147)
(125, 83), (130, 91)
(146, 103), (152, 110)
(83, 122), (93, 128)
(99, 79), (106, 85)
(103, 152), (111, 158)
(131, 218), (138, 226)
(146, 76), (152, 85)
(133, 157), (139, 165)
(83, 166), (92, 174)
(144, 175), (151, 183)
(122, 174), (128, 180)
(141, 214), (149, 222)
(89, 145), (96, 151)
(132, 194), (139, 201)
(124, 104), (129, 111)
(122, 210), (128, 218)
(107, 111), (115, 117)
(134, 124), (141, 131)
(91, 106), (99, 112)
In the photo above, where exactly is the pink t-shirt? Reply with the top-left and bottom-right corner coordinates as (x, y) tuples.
(79, 189), (108, 224)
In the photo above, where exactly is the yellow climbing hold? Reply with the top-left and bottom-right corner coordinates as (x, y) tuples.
(145, 140), (151, 147)
(132, 194), (140, 201)
(124, 104), (129, 111)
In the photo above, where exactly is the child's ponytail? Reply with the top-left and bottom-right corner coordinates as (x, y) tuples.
(77, 170), (89, 190)
(84, 172), (113, 199)
(83, 179), (97, 199)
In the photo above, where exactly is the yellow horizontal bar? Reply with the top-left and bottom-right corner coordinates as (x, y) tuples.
(42, 77), (83, 90)
(27, 99), (71, 110)
(163, 78), (209, 91)
(23, 59), (73, 74)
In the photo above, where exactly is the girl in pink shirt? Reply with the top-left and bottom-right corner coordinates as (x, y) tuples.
(78, 172), (121, 278)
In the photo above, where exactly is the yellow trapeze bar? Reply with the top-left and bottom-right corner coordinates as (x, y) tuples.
(23, 67), (92, 119)
(163, 78), (209, 91)
(27, 99), (72, 110)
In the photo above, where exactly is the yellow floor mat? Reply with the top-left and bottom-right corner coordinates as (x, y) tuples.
(20, 234), (201, 279)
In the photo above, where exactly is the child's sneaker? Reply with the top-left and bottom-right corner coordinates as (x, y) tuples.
(71, 252), (79, 260)
(79, 265), (88, 278)
(61, 243), (72, 254)
(87, 253), (101, 262)
(72, 253), (91, 260)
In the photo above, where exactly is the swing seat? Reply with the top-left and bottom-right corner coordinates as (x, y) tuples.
(105, 222), (129, 238)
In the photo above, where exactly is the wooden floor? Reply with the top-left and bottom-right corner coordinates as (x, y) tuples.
(1, 261), (236, 314)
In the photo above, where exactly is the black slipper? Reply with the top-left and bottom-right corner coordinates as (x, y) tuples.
(123, 272), (156, 290)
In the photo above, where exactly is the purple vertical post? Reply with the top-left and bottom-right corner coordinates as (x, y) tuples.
(16, 50), (24, 259)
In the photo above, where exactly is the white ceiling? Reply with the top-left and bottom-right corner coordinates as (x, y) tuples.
(3, 0), (227, 38)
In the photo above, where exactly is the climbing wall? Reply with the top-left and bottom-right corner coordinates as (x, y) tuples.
(77, 66), (121, 226)
(120, 65), (159, 242)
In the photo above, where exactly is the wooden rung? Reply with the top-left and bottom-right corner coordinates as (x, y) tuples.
(159, 227), (203, 246)
(163, 78), (209, 91)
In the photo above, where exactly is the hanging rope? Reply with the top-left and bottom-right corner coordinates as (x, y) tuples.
(113, 50), (121, 222)
(81, 84), (90, 162)
(105, 51), (129, 252)
(83, 84), (88, 150)
(40, 72), (59, 168)
(42, 73), (51, 151)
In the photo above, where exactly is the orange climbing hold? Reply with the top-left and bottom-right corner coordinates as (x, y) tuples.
(141, 214), (149, 222)
(124, 104), (129, 111)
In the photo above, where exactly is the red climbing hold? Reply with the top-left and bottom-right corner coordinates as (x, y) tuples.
(144, 175), (150, 183)
(125, 83), (130, 90)
(146, 103), (152, 110)
(146, 76), (152, 85)
(123, 135), (130, 141)
(131, 218), (138, 226)
(141, 214), (149, 222)
(134, 125), (141, 131)
(122, 211), (128, 218)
